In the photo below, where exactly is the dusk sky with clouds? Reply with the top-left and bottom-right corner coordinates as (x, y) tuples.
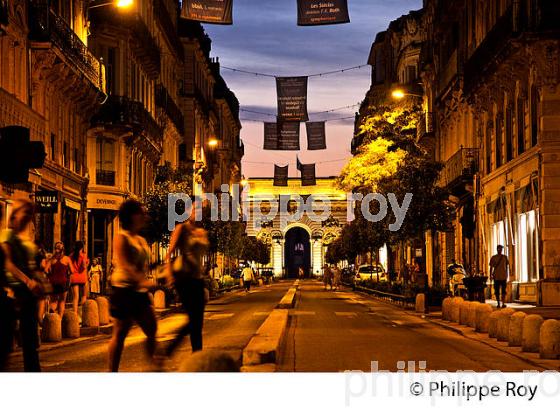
(204, 0), (422, 178)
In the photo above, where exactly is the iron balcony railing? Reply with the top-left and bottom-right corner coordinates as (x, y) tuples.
(28, 3), (105, 93)
(440, 148), (479, 189)
(91, 95), (163, 142)
(155, 84), (185, 135)
(96, 170), (116, 186)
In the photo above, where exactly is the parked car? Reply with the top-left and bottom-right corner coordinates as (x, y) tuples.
(341, 267), (355, 283)
(354, 264), (387, 282)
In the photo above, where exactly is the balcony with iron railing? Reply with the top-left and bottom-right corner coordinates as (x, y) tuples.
(155, 84), (185, 135)
(440, 148), (479, 196)
(28, 3), (105, 93)
(89, 6), (160, 78)
(95, 169), (116, 186)
(91, 95), (163, 143)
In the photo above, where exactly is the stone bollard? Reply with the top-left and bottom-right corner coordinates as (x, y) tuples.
(442, 297), (452, 321)
(450, 297), (464, 323)
(488, 310), (502, 338)
(96, 297), (110, 326)
(258, 278), (264, 287)
(180, 350), (240, 372)
(496, 308), (515, 342)
(154, 290), (166, 309)
(467, 301), (480, 328)
(475, 304), (494, 333)
(459, 301), (471, 326)
(522, 314), (545, 353)
(62, 311), (80, 339)
(41, 313), (62, 342)
(415, 293), (426, 314)
(82, 299), (100, 328)
(539, 319), (560, 359)
(508, 312), (527, 347)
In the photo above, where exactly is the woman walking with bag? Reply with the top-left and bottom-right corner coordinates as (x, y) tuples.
(165, 214), (209, 356)
(108, 199), (158, 372)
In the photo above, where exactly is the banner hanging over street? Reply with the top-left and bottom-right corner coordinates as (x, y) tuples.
(277, 121), (301, 150)
(306, 121), (327, 150)
(181, 0), (233, 25)
(276, 77), (309, 122)
(300, 163), (316, 186)
(263, 122), (279, 150)
(297, 0), (350, 26)
(263, 121), (300, 150)
(273, 165), (289, 186)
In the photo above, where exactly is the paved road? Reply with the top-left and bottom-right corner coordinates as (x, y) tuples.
(5, 282), (292, 372)
(279, 281), (543, 372)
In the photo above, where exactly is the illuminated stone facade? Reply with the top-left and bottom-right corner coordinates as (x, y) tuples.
(244, 177), (348, 278)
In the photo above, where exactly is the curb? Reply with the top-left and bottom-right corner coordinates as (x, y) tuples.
(421, 314), (560, 371)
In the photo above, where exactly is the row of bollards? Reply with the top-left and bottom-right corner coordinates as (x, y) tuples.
(41, 297), (111, 343)
(441, 297), (560, 359)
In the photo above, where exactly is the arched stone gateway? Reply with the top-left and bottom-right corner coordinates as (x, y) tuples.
(244, 177), (348, 278)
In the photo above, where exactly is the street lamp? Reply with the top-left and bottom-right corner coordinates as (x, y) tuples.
(208, 138), (219, 148)
(391, 88), (423, 100)
(89, 0), (134, 9)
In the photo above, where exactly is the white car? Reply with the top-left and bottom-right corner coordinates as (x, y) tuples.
(354, 264), (387, 282)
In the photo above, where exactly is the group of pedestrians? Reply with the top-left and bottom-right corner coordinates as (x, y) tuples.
(322, 264), (341, 291)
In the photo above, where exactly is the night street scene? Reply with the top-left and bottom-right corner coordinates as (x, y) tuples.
(1, 0), (560, 409)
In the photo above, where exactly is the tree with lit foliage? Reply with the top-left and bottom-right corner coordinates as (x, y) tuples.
(338, 102), (451, 272)
(143, 163), (192, 246)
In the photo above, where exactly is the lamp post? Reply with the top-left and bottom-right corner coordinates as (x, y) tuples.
(89, 0), (134, 10)
(391, 88), (423, 100)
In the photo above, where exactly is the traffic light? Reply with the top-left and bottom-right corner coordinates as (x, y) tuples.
(0, 126), (46, 184)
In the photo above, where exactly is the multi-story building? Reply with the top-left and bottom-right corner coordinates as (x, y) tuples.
(0, 0), (105, 251)
(351, 9), (427, 278)
(425, 0), (560, 305)
(355, 0), (560, 305)
(178, 20), (242, 197)
(85, 2), (242, 270)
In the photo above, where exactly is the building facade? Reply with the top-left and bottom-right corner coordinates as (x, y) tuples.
(354, 0), (560, 305)
(1, 0), (105, 251)
(244, 177), (348, 278)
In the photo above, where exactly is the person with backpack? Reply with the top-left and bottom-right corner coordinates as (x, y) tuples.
(45, 242), (74, 317)
(490, 245), (510, 308)
(165, 214), (209, 357)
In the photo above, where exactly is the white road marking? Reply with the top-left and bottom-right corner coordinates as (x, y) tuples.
(206, 313), (235, 320)
(291, 311), (316, 316)
(253, 311), (272, 316)
(334, 312), (358, 317)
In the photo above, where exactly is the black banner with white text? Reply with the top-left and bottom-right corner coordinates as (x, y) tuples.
(306, 121), (326, 150)
(181, 0), (233, 25)
(297, 0), (350, 26)
(300, 163), (316, 186)
(276, 77), (309, 122)
(273, 165), (289, 186)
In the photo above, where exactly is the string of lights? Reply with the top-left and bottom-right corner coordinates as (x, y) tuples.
(239, 102), (361, 118)
(239, 115), (355, 123)
(221, 64), (368, 78)
(243, 158), (350, 165)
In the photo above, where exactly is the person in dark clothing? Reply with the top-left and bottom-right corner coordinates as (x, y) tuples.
(165, 216), (209, 356)
(1, 199), (43, 372)
(0, 205), (16, 371)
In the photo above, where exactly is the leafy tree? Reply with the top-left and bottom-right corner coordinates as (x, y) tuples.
(142, 163), (192, 246)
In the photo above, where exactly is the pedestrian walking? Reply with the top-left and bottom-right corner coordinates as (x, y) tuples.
(165, 214), (209, 357)
(69, 241), (89, 320)
(490, 245), (510, 308)
(45, 242), (73, 317)
(323, 264), (332, 290)
(242, 266), (254, 292)
(332, 265), (342, 291)
(1, 199), (44, 371)
(298, 266), (304, 279)
(0, 205), (16, 372)
(89, 258), (103, 296)
(108, 200), (158, 372)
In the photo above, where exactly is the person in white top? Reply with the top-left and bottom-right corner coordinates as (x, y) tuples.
(108, 199), (158, 372)
(242, 266), (254, 292)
